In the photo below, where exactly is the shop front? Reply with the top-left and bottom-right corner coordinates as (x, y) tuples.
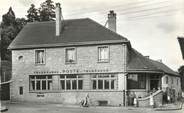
(126, 72), (162, 106)
(26, 69), (125, 106)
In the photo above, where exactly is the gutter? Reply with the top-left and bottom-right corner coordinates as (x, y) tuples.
(8, 40), (130, 50)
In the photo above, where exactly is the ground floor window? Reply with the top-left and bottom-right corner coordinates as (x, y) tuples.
(19, 86), (23, 95)
(91, 74), (116, 90)
(60, 75), (83, 90)
(29, 75), (52, 91)
(127, 74), (146, 89)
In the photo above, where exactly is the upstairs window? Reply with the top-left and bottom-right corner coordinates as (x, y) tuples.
(65, 48), (76, 63)
(98, 46), (109, 62)
(171, 77), (174, 84)
(35, 49), (45, 64)
(166, 76), (168, 84)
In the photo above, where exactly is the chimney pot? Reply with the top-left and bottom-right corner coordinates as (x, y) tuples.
(145, 56), (149, 59)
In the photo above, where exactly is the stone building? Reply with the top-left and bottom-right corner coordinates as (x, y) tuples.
(178, 37), (184, 93)
(8, 3), (181, 106)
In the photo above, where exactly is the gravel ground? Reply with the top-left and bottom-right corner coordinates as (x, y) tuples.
(2, 102), (183, 113)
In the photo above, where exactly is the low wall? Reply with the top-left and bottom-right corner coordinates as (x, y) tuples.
(137, 90), (163, 107)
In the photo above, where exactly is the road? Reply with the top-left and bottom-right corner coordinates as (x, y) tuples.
(4, 102), (184, 113)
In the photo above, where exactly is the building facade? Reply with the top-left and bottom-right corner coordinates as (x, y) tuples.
(9, 3), (181, 106)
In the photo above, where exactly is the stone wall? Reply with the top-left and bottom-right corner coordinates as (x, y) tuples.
(162, 75), (182, 99)
(13, 91), (124, 106)
(11, 44), (127, 105)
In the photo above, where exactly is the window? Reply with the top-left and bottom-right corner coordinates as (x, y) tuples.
(19, 86), (23, 95)
(18, 56), (23, 61)
(91, 74), (116, 90)
(98, 46), (109, 62)
(177, 79), (179, 85)
(166, 76), (168, 84)
(65, 48), (76, 63)
(35, 50), (45, 64)
(171, 77), (174, 84)
(60, 75), (83, 90)
(127, 74), (146, 89)
(29, 75), (52, 91)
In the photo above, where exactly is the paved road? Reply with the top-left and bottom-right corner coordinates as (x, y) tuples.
(4, 102), (184, 113)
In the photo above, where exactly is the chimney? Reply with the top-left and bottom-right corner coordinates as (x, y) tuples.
(55, 3), (62, 36)
(108, 10), (116, 32)
(145, 56), (149, 59)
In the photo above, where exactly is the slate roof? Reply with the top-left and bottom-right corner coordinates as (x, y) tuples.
(178, 37), (184, 59)
(127, 48), (179, 76)
(9, 18), (128, 49)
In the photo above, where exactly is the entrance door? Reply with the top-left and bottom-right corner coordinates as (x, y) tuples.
(150, 80), (159, 90)
(150, 75), (160, 91)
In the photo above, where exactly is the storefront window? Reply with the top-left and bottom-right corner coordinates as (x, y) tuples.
(127, 74), (146, 89)
(91, 74), (116, 90)
(60, 75), (83, 90)
(30, 75), (52, 91)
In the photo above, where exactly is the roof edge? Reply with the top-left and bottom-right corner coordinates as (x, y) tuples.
(9, 40), (129, 50)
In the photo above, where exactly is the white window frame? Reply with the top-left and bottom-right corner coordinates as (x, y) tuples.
(60, 75), (83, 90)
(91, 74), (116, 90)
(35, 49), (46, 65)
(29, 75), (52, 91)
(65, 47), (77, 64)
(98, 45), (110, 63)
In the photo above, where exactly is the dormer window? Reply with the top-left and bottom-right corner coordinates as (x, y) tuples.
(65, 48), (76, 63)
(35, 49), (45, 65)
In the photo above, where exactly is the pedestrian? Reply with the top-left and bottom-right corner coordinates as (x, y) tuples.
(167, 95), (171, 103)
(133, 97), (137, 107)
(150, 94), (154, 108)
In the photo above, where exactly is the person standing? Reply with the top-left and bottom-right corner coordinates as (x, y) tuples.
(150, 93), (154, 108)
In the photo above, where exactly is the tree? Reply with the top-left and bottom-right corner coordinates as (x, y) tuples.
(26, 4), (39, 22)
(2, 7), (16, 26)
(1, 7), (26, 61)
(39, 0), (55, 21)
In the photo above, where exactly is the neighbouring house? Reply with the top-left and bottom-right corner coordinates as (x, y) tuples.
(0, 60), (12, 100)
(8, 3), (181, 106)
(178, 37), (184, 94)
(178, 37), (184, 59)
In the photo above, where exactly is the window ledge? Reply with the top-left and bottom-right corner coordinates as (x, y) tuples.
(29, 90), (119, 93)
(97, 61), (109, 63)
(65, 62), (77, 64)
(35, 63), (45, 66)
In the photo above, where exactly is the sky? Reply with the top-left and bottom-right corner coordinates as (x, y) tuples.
(0, 0), (184, 71)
